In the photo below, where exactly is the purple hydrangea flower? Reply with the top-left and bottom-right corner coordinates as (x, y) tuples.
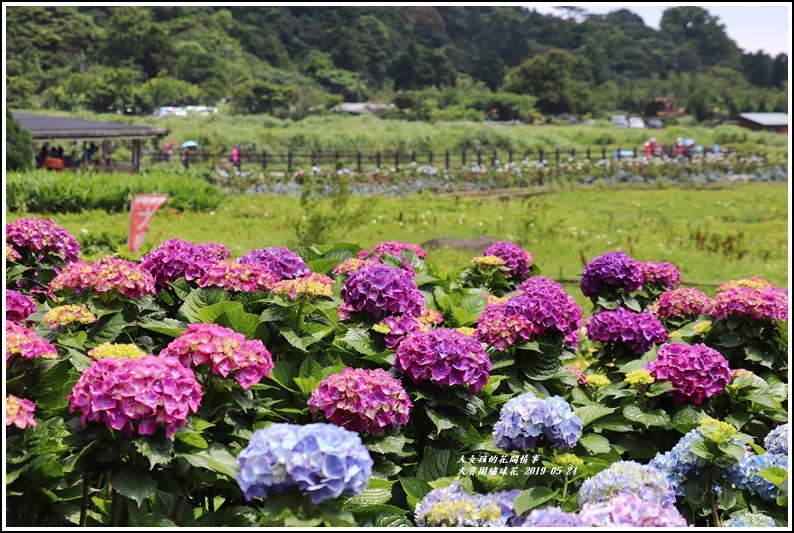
(646, 343), (731, 404)
(723, 511), (777, 527)
(239, 246), (311, 280)
(159, 323), (273, 389)
(198, 260), (279, 292)
(764, 423), (788, 455)
(482, 241), (533, 278)
(67, 355), (202, 438)
(474, 300), (533, 352)
(640, 261), (681, 290)
(650, 288), (715, 320)
(519, 506), (584, 527)
(580, 250), (644, 297)
(308, 367), (412, 434)
(578, 493), (689, 527)
(578, 460), (677, 507)
(236, 423), (373, 504)
(6, 217), (81, 264)
(6, 290), (38, 324)
(729, 453), (788, 502)
(712, 285), (788, 322)
(493, 392), (582, 451)
(140, 238), (230, 289)
(395, 328), (491, 394)
(586, 307), (669, 355)
(376, 314), (430, 350)
(358, 240), (427, 260)
(339, 263), (423, 320)
(6, 322), (59, 362)
(414, 481), (510, 527)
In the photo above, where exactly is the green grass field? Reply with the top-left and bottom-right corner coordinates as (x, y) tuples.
(7, 181), (788, 314)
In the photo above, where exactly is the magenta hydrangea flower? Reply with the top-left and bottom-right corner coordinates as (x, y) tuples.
(271, 272), (334, 300)
(6, 322), (59, 363)
(339, 263), (424, 320)
(6, 290), (38, 324)
(646, 343), (731, 404)
(6, 217), (81, 264)
(358, 240), (427, 259)
(565, 365), (588, 385)
(586, 307), (669, 356)
(374, 314), (431, 350)
(482, 241), (533, 279)
(198, 260), (280, 293)
(580, 251), (644, 297)
(7, 243), (22, 262)
(308, 367), (412, 434)
(332, 257), (379, 276)
(48, 257), (156, 299)
(140, 238), (230, 289)
(640, 261), (681, 290)
(160, 323), (273, 389)
(68, 355), (202, 438)
(239, 246), (311, 280)
(712, 285), (788, 322)
(6, 395), (37, 429)
(651, 288), (715, 320)
(395, 328), (491, 394)
(717, 277), (774, 292)
(476, 277), (582, 351)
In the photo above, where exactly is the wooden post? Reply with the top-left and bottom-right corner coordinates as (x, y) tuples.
(311, 151), (316, 167)
(508, 149), (513, 163)
(376, 151), (381, 169)
(601, 147), (606, 159)
(288, 151), (293, 174)
(357, 151), (362, 172)
(555, 148), (560, 164)
(617, 147), (622, 160)
(570, 148), (575, 160)
(462, 149), (466, 167)
(411, 150), (416, 164)
(262, 150), (268, 170)
(586, 148), (590, 160)
(477, 149), (482, 167)
(132, 139), (141, 172)
(539, 149), (544, 162)
(334, 151), (340, 169)
(394, 151), (399, 170)
(492, 149), (498, 165)
(428, 150), (433, 166)
(445, 150), (450, 169)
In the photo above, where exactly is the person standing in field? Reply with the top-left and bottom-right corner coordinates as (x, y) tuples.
(181, 147), (190, 169)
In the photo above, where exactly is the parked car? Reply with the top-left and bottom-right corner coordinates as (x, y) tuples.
(629, 117), (645, 129)
(647, 119), (665, 129)
(610, 114), (628, 128)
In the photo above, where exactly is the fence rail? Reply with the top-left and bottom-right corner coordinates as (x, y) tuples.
(154, 145), (737, 173)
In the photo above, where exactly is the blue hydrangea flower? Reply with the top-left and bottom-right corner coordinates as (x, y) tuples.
(414, 482), (507, 527)
(493, 392), (582, 452)
(578, 493), (689, 527)
(579, 460), (676, 507)
(729, 453), (788, 502)
(518, 506), (584, 527)
(237, 423), (373, 504)
(764, 423), (788, 455)
(487, 489), (522, 526)
(648, 429), (709, 496)
(723, 511), (777, 527)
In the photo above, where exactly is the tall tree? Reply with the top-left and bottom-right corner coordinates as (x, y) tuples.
(659, 7), (741, 67)
(6, 110), (34, 172)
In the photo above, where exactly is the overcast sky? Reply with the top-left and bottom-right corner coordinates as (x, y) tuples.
(526, 3), (791, 57)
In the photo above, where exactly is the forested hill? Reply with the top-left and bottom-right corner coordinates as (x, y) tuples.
(5, 6), (788, 119)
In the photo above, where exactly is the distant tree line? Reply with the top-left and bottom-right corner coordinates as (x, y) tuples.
(5, 6), (788, 120)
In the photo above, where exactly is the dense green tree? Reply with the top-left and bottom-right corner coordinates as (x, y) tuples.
(6, 110), (34, 172)
(99, 6), (173, 79)
(502, 49), (586, 115)
(659, 7), (741, 67)
(769, 53), (788, 89)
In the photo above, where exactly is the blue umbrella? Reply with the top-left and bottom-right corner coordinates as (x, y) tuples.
(682, 138), (696, 147)
(181, 140), (199, 149)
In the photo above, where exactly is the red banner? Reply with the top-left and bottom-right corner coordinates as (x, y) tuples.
(128, 194), (169, 253)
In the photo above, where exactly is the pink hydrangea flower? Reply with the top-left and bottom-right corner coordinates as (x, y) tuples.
(418, 307), (444, 326)
(474, 301), (535, 352)
(586, 307), (669, 356)
(332, 258), (379, 276)
(160, 323), (274, 389)
(198, 260), (279, 292)
(717, 277), (774, 292)
(375, 314), (432, 350)
(6, 395), (36, 429)
(68, 355), (202, 438)
(646, 343), (731, 404)
(40, 304), (97, 329)
(395, 328), (491, 394)
(640, 261), (681, 290)
(6, 243), (22, 262)
(566, 365), (588, 385)
(6, 217), (81, 264)
(712, 285), (788, 322)
(48, 257), (156, 299)
(272, 272), (335, 300)
(239, 246), (310, 280)
(308, 367), (412, 434)
(140, 238), (230, 289)
(6, 290), (38, 324)
(339, 263), (424, 320)
(650, 288), (714, 320)
(482, 241), (533, 279)
(6, 322), (58, 363)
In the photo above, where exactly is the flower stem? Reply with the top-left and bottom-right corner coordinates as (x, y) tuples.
(80, 472), (90, 527)
(295, 300), (305, 335)
(705, 468), (721, 527)
(561, 473), (569, 502)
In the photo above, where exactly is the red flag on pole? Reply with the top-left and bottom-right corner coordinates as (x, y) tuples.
(128, 194), (169, 253)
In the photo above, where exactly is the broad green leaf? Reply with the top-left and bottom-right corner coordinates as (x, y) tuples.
(306, 258), (342, 274)
(134, 437), (174, 470)
(579, 434), (611, 454)
(683, 478), (708, 506)
(168, 278), (192, 300)
(86, 312), (129, 346)
(177, 443), (238, 479)
(366, 435), (412, 457)
(268, 361), (299, 393)
(139, 318), (188, 338)
(623, 405), (670, 428)
(196, 301), (243, 323)
(690, 441), (718, 461)
(425, 408), (456, 435)
(174, 430), (209, 449)
(399, 477), (432, 509)
(351, 504), (409, 517)
(521, 351), (561, 380)
(717, 485), (736, 510)
(216, 309), (261, 340)
(279, 327), (319, 351)
(179, 287), (230, 323)
(339, 328), (381, 356)
(756, 466), (788, 487)
(513, 487), (557, 515)
(55, 331), (87, 350)
(110, 466), (157, 507)
(29, 358), (78, 412)
(358, 513), (414, 528)
(416, 449), (461, 482)
(574, 405), (616, 427)
(346, 479), (395, 508)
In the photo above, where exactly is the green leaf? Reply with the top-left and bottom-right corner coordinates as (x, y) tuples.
(178, 287), (230, 323)
(134, 437), (174, 470)
(645, 381), (675, 397)
(367, 435), (412, 457)
(690, 441), (718, 461)
(196, 301), (243, 323)
(351, 504), (409, 517)
(29, 358), (78, 412)
(521, 350), (561, 380)
(139, 318), (188, 337)
(110, 466), (156, 507)
(177, 443), (238, 479)
(756, 466), (788, 487)
(574, 405), (616, 428)
(279, 327), (319, 351)
(174, 430), (209, 450)
(513, 487), (557, 515)
(623, 405), (670, 428)
(339, 328), (381, 356)
(670, 404), (708, 433)
(346, 479), (395, 508)
(717, 484), (736, 510)
(416, 449), (460, 482)
(579, 434), (611, 454)
(216, 308), (261, 340)
(86, 312), (129, 346)
(683, 478), (708, 506)
(306, 258), (342, 274)
(622, 295), (642, 312)
(268, 361), (299, 393)
(399, 477), (432, 509)
(55, 331), (87, 350)
(168, 278), (193, 300)
(358, 513), (414, 528)
(425, 408), (456, 435)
